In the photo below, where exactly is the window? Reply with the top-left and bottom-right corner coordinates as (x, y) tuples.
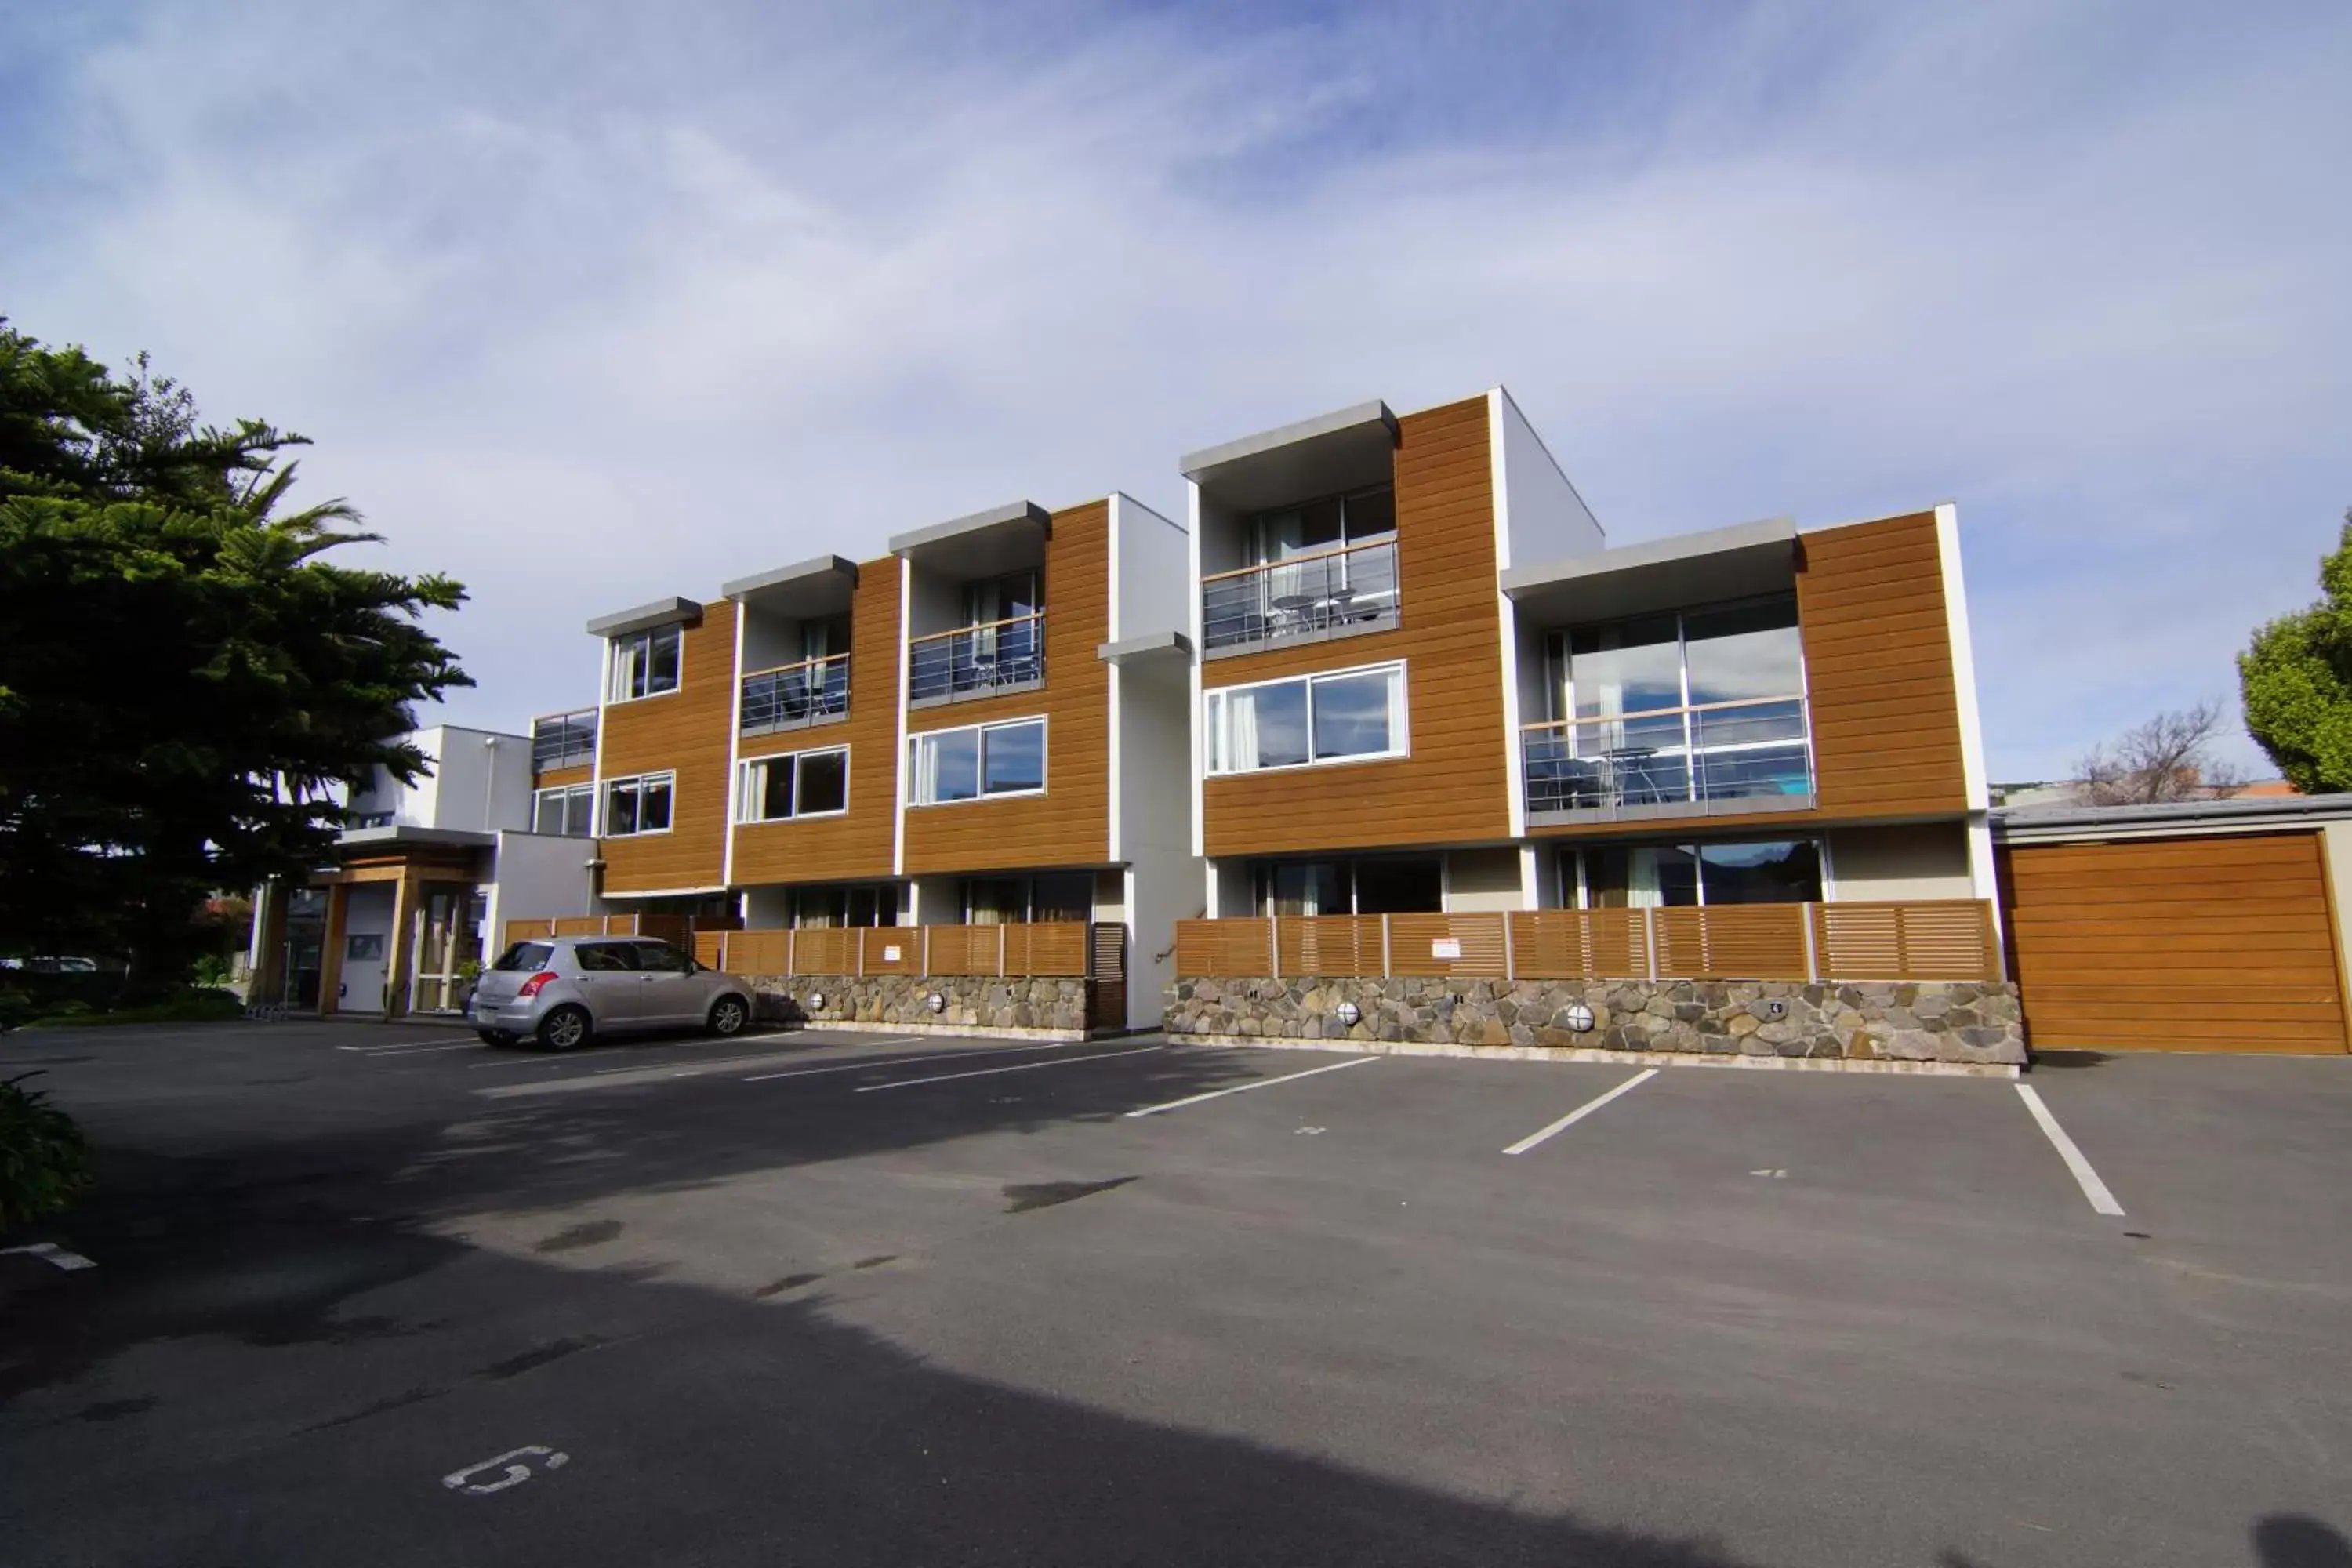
(609, 624), (684, 702)
(350, 811), (394, 829)
(1566, 839), (1822, 908)
(493, 942), (553, 972)
(906, 718), (1047, 805)
(789, 884), (901, 927)
(1249, 485), (1396, 565)
(533, 784), (593, 837)
(737, 747), (849, 822)
(630, 941), (695, 973)
(1205, 662), (1408, 775)
(573, 941), (638, 971)
(1250, 855), (1442, 916)
(960, 872), (1091, 925)
(602, 771), (675, 837)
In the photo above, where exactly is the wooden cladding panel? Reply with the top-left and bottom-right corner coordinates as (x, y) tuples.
(731, 557), (902, 887)
(1203, 397), (1512, 857)
(1278, 916), (1384, 978)
(1386, 913), (1509, 978)
(1795, 513), (1969, 817)
(902, 501), (1112, 875)
(2002, 833), (2348, 1053)
(597, 601), (736, 894)
(535, 764), (593, 789)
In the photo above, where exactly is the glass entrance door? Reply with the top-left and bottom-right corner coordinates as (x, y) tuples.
(410, 885), (485, 1014)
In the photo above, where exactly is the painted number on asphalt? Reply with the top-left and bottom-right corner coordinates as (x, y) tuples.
(444, 1446), (569, 1495)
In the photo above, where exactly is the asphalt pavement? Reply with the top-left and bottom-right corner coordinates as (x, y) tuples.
(3, 1019), (2349, 1567)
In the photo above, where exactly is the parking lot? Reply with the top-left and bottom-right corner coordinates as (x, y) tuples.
(4, 1020), (2349, 1567)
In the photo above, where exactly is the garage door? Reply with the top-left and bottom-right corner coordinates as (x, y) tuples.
(2002, 830), (2350, 1054)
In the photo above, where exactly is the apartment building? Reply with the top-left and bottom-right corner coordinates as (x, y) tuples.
(536, 494), (1196, 1032)
(1171, 389), (2013, 1065)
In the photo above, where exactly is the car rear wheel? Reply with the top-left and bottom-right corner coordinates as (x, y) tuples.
(537, 1004), (591, 1051)
(708, 995), (749, 1037)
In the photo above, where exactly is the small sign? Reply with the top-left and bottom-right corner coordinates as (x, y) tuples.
(883, 945), (902, 962)
(1431, 938), (1463, 960)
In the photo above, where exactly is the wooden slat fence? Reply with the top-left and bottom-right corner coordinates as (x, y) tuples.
(1171, 901), (2000, 984)
(690, 923), (1096, 978)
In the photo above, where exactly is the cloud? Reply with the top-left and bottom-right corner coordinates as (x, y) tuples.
(4, 0), (2347, 779)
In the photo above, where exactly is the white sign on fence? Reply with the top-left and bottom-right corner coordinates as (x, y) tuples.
(883, 945), (902, 962)
(1430, 938), (1462, 960)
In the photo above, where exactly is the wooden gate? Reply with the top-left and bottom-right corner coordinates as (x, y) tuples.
(1087, 921), (1127, 1034)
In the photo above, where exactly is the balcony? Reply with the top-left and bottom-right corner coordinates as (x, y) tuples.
(907, 612), (1045, 706)
(1201, 539), (1399, 656)
(739, 653), (849, 737)
(1523, 696), (1813, 822)
(531, 708), (597, 772)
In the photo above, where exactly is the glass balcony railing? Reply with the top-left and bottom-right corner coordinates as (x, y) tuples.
(531, 708), (597, 772)
(1201, 539), (1399, 655)
(1523, 697), (1813, 818)
(907, 613), (1045, 706)
(739, 654), (850, 736)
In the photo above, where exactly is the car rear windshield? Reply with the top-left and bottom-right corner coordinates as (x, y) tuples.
(493, 942), (554, 971)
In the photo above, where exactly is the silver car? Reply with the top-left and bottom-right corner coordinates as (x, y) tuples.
(469, 935), (753, 1050)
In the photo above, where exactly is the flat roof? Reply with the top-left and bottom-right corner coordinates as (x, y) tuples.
(1501, 517), (1798, 626)
(1994, 793), (2351, 839)
(585, 595), (702, 639)
(1097, 630), (1194, 665)
(332, 826), (496, 850)
(1499, 516), (1795, 597)
(887, 500), (1051, 557)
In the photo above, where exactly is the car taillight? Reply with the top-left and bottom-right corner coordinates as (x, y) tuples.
(517, 971), (559, 999)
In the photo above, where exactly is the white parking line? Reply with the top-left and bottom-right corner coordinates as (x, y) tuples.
(1123, 1054), (1376, 1118)
(357, 1041), (485, 1058)
(2014, 1083), (2126, 1216)
(2, 1241), (97, 1272)
(744, 1041), (1051, 1083)
(1501, 1069), (1657, 1156)
(337, 1039), (478, 1054)
(855, 1045), (1163, 1092)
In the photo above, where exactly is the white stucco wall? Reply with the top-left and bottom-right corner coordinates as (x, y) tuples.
(1112, 492), (1191, 644)
(485, 830), (599, 949)
(1496, 387), (1605, 564)
(1444, 847), (1526, 912)
(1827, 822), (1974, 901)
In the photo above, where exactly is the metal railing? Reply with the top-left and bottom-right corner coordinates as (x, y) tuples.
(1522, 696), (1813, 819)
(1172, 902), (2002, 984)
(1201, 539), (1399, 655)
(531, 707), (598, 772)
(907, 612), (1045, 705)
(739, 653), (849, 736)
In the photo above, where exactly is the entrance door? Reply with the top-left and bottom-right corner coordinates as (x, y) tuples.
(339, 932), (387, 1014)
(410, 885), (484, 1014)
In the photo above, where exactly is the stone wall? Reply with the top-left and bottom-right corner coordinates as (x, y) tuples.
(744, 973), (1092, 1037)
(1165, 975), (2026, 1067)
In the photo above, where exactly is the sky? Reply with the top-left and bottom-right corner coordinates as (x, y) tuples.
(3, 0), (2347, 782)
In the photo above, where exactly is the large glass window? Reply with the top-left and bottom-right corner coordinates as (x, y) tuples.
(738, 747), (849, 822)
(602, 772), (674, 837)
(1567, 839), (1821, 907)
(1532, 597), (1810, 812)
(1250, 485), (1396, 565)
(1205, 662), (1407, 775)
(532, 784), (593, 837)
(906, 718), (1047, 806)
(609, 624), (683, 702)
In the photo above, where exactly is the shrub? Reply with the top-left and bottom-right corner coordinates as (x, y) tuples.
(0, 1073), (90, 1232)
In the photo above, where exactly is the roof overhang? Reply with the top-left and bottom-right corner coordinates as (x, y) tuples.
(720, 555), (858, 620)
(1097, 630), (1194, 668)
(1501, 517), (1797, 626)
(1181, 400), (1398, 512)
(586, 596), (703, 639)
(889, 501), (1051, 578)
(334, 826), (496, 851)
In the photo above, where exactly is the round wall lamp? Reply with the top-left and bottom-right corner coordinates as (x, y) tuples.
(1563, 1003), (1596, 1033)
(927, 992), (946, 1013)
(1334, 1000), (1361, 1027)
(807, 991), (826, 1012)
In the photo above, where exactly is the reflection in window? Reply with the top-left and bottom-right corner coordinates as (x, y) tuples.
(1205, 662), (1406, 775)
(1250, 856), (1442, 916)
(1567, 839), (1821, 907)
(738, 748), (849, 822)
(609, 624), (684, 701)
(602, 772), (674, 836)
(906, 718), (1047, 805)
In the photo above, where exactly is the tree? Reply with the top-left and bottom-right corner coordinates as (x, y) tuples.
(0, 320), (470, 989)
(2072, 700), (2245, 805)
(2241, 511), (2352, 794)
